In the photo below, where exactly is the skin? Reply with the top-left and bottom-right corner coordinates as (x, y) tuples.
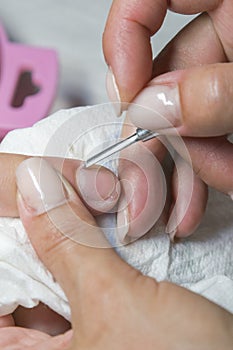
(0, 0), (232, 346)
(0, 157), (232, 349)
(103, 0), (233, 238)
(0, 154), (121, 337)
(103, 0), (232, 102)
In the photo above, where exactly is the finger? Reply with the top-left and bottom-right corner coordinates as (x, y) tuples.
(0, 153), (27, 217)
(117, 12), (224, 240)
(0, 154), (120, 217)
(117, 146), (166, 243)
(103, 0), (167, 104)
(0, 327), (72, 350)
(146, 10), (232, 202)
(49, 157), (121, 215)
(150, 14), (213, 238)
(126, 10), (231, 136)
(116, 122), (167, 242)
(169, 0), (221, 14)
(103, 0), (223, 106)
(153, 13), (226, 77)
(35, 330), (73, 350)
(0, 327), (50, 347)
(210, 0), (233, 61)
(166, 155), (208, 240)
(128, 62), (233, 137)
(174, 136), (233, 197)
(16, 158), (131, 319)
(0, 315), (15, 327)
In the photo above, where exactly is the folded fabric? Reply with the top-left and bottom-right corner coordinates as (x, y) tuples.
(0, 104), (232, 320)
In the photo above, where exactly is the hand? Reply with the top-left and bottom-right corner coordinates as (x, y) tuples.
(1, 156), (231, 349)
(103, 0), (233, 239)
(0, 153), (120, 218)
(0, 154), (121, 345)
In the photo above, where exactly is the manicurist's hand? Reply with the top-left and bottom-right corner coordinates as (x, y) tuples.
(103, 0), (233, 240)
(1, 156), (231, 350)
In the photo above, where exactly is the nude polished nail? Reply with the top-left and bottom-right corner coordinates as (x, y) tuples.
(16, 158), (67, 216)
(127, 84), (182, 132)
(76, 166), (120, 212)
(106, 67), (122, 117)
(116, 192), (131, 244)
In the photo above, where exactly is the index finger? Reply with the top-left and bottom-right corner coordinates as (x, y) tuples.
(103, 0), (221, 104)
(0, 154), (120, 217)
(103, 0), (167, 103)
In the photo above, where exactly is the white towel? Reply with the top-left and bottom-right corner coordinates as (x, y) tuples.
(0, 104), (232, 321)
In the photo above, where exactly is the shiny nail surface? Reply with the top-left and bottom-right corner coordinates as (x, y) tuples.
(16, 158), (67, 216)
(76, 166), (120, 212)
(117, 196), (129, 243)
(127, 84), (181, 131)
(106, 67), (122, 117)
(165, 214), (178, 240)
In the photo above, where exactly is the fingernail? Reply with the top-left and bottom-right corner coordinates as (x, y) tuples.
(127, 84), (181, 131)
(106, 67), (122, 117)
(165, 216), (177, 241)
(16, 158), (67, 216)
(168, 229), (177, 243)
(76, 166), (120, 211)
(117, 196), (130, 243)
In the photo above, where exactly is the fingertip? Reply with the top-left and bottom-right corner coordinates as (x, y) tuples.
(103, 1), (157, 103)
(16, 158), (68, 217)
(116, 195), (131, 244)
(0, 315), (15, 328)
(175, 181), (208, 238)
(166, 159), (208, 239)
(76, 165), (121, 214)
(117, 144), (166, 243)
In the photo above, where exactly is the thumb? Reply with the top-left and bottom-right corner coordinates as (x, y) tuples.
(15, 158), (129, 318)
(127, 63), (233, 137)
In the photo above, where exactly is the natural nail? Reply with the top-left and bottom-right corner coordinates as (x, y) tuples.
(165, 214), (177, 241)
(106, 67), (122, 117)
(76, 166), (120, 211)
(16, 158), (67, 216)
(127, 83), (181, 131)
(117, 195), (130, 243)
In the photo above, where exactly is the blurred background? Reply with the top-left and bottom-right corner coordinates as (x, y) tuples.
(0, 0), (195, 113)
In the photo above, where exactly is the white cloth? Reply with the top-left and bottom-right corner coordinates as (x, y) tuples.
(0, 105), (233, 321)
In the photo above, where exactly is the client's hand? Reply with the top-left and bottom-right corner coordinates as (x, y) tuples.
(0, 154), (121, 342)
(1, 157), (232, 349)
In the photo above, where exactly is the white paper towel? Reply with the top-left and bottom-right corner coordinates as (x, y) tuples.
(0, 105), (232, 320)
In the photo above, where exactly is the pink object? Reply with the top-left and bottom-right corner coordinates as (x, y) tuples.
(0, 24), (58, 140)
